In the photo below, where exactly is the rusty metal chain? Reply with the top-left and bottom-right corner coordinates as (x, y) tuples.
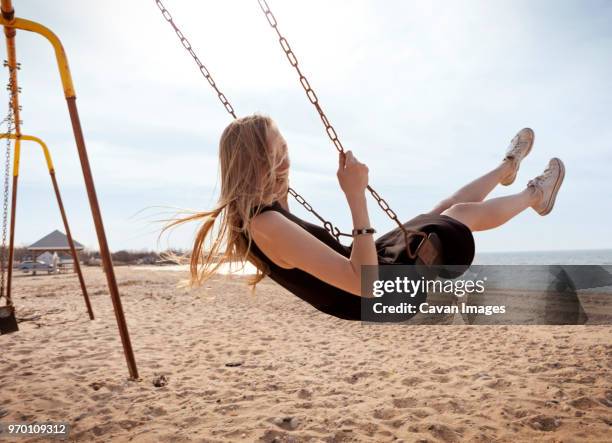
(256, 0), (428, 257)
(154, 0), (236, 118)
(0, 79), (14, 302)
(288, 188), (347, 239)
(153, 0), (349, 240)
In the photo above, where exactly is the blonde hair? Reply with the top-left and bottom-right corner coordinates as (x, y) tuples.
(164, 114), (288, 288)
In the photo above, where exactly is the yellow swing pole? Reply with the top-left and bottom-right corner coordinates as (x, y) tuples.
(0, 0), (138, 379)
(0, 133), (95, 320)
(1, 0), (20, 313)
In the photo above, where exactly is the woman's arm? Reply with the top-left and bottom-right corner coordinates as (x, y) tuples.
(250, 151), (377, 296)
(345, 191), (378, 281)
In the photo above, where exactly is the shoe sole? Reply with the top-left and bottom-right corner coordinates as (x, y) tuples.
(502, 127), (535, 186)
(539, 158), (565, 216)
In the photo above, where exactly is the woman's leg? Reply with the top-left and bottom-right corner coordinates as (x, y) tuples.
(442, 157), (565, 231)
(441, 187), (537, 232)
(429, 161), (513, 215)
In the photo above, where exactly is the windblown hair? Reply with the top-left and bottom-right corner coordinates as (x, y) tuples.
(164, 114), (288, 288)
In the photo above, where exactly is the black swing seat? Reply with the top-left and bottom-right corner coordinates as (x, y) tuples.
(415, 232), (444, 267)
(415, 232), (475, 281)
(0, 305), (19, 334)
(411, 232), (446, 281)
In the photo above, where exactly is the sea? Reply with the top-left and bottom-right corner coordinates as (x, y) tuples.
(472, 250), (612, 295)
(473, 249), (612, 265)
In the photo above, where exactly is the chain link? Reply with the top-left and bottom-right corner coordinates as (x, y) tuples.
(153, 0), (347, 241)
(154, 0), (237, 118)
(0, 77), (14, 302)
(256, 0), (428, 257)
(288, 188), (350, 239)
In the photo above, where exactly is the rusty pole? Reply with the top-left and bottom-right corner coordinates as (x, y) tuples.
(2, 0), (20, 304)
(5, 170), (16, 298)
(49, 171), (94, 320)
(0, 0), (138, 379)
(64, 101), (139, 379)
(1, 1), (19, 132)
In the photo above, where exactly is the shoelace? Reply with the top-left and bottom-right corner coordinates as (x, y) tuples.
(528, 164), (556, 189)
(506, 137), (530, 160)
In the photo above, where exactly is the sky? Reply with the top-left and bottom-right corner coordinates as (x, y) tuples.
(2, 0), (611, 253)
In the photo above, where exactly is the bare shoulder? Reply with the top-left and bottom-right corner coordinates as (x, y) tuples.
(249, 210), (295, 268)
(250, 210), (289, 238)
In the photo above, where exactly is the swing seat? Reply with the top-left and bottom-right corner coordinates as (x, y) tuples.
(415, 233), (443, 267)
(0, 305), (18, 334)
(412, 232), (444, 280)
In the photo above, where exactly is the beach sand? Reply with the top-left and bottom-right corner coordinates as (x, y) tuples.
(1, 266), (610, 442)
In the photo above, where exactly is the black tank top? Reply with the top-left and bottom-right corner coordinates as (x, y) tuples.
(247, 201), (363, 320)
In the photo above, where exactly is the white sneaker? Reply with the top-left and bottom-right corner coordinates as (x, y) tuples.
(528, 158), (565, 216)
(501, 128), (535, 186)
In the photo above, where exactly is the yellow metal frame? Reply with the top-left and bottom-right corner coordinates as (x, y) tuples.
(0, 133), (55, 175)
(0, 16), (74, 97)
(0, 131), (94, 322)
(0, 3), (139, 378)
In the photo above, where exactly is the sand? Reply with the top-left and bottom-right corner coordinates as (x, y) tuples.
(1, 266), (610, 442)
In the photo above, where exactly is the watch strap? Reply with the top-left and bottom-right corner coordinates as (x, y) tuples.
(352, 227), (376, 236)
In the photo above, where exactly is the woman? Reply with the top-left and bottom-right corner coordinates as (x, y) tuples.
(170, 115), (565, 320)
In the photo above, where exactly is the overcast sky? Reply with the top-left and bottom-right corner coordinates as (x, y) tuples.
(2, 0), (611, 253)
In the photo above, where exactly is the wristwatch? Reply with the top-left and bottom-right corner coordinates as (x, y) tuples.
(352, 227), (376, 236)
